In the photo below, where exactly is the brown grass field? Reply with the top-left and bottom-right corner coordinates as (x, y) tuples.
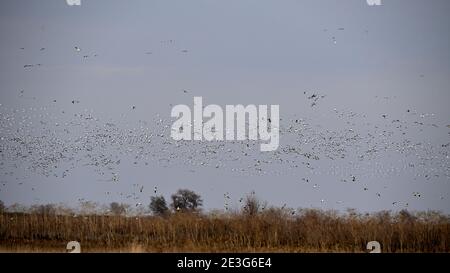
(1, 208), (449, 253)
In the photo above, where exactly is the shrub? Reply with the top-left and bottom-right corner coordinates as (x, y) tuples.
(109, 202), (127, 216)
(149, 196), (169, 216)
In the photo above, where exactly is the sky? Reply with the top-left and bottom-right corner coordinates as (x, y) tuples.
(0, 0), (449, 213)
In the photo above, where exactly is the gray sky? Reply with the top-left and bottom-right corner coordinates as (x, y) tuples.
(0, 0), (449, 213)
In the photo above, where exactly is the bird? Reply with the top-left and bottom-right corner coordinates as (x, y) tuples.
(1, 86), (448, 215)
(74, 46), (81, 52)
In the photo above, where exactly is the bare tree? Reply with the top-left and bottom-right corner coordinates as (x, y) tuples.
(0, 200), (4, 213)
(170, 189), (203, 212)
(242, 194), (261, 216)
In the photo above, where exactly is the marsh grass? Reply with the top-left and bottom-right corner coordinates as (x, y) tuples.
(0, 208), (448, 252)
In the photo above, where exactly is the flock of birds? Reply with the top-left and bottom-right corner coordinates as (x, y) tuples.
(0, 28), (449, 213)
(0, 95), (448, 211)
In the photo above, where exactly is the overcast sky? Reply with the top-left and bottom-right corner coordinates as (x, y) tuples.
(0, 0), (449, 213)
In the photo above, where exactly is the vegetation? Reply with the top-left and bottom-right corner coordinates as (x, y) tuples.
(109, 202), (128, 216)
(242, 193), (263, 216)
(149, 196), (169, 216)
(0, 190), (449, 253)
(170, 189), (203, 213)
